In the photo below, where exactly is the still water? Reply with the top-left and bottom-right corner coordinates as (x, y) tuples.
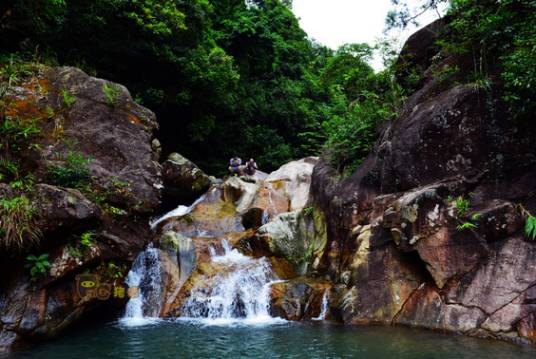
(4, 320), (536, 359)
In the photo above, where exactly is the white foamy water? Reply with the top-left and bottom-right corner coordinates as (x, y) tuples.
(120, 244), (163, 327)
(150, 194), (206, 229)
(180, 240), (285, 326)
(312, 291), (329, 321)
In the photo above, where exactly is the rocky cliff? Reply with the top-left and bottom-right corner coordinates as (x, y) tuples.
(310, 20), (536, 344)
(0, 64), (163, 351)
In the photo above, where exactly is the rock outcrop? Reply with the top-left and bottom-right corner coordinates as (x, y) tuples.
(143, 157), (322, 318)
(0, 65), (162, 352)
(310, 20), (536, 345)
(161, 152), (211, 205)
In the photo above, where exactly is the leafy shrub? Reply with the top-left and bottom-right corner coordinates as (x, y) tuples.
(0, 196), (41, 249)
(48, 151), (91, 188)
(25, 253), (50, 281)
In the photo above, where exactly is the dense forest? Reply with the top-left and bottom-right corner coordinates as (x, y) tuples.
(1, 0), (535, 176)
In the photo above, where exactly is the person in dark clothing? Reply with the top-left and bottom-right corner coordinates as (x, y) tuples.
(229, 156), (242, 176)
(245, 158), (258, 176)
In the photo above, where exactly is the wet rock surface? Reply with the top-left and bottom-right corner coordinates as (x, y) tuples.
(144, 158), (323, 319)
(309, 20), (536, 345)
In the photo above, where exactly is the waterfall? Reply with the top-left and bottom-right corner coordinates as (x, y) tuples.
(150, 194), (206, 229)
(180, 240), (284, 325)
(312, 291), (329, 321)
(121, 244), (163, 326)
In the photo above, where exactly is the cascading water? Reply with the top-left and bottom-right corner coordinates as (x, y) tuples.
(180, 240), (284, 325)
(312, 291), (329, 321)
(150, 194), (206, 229)
(121, 244), (163, 326)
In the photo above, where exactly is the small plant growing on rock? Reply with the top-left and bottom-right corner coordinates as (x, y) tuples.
(102, 83), (121, 106)
(457, 221), (477, 231)
(0, 116), (41, 153)
(0, 196), (41, 249)
(48, 151), (92, 188)
(61, 89), (76, 107)
(79, 231), (95, 248)
(25, 253), (50, 281)
(455, 196), (470, 217)
(525, 214), (536, 240)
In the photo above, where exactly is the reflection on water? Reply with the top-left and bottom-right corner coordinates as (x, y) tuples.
(5, 321), (536, 359)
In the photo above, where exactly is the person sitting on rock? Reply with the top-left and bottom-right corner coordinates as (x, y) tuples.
(229, 156), (242, 176)
(245, 158), (258, 176)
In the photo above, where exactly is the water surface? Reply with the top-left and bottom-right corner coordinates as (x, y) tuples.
(5, 320), (536, 359)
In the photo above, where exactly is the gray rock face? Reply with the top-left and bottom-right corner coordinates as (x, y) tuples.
(33, 184), (100, 234)
(40, 67), (162, 213)
(162, 153), (211, 204)
(0, 65), (163, 352)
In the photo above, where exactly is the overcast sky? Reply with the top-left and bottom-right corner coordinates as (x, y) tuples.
(292, 0), (446, 70)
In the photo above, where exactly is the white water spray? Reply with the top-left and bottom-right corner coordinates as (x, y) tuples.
(150, 194), (206, 229)
(180, 240), (284, 325)
(312, 291), (329, 321)
(121, 244), (163, 326)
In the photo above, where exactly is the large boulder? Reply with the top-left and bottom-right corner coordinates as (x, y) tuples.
(266, 157), (318, 212)
(33, 184), (100, 235)
(36, 67), (162, 213)
(162, 153), (211, 205)
(270, 279), (331, 321)
(253, 208), (327, 274)
(0, 64), (163, 352)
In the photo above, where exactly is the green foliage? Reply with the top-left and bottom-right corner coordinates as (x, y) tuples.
(102, 83), (121, 106)
(0, 196), (40, 249)
(455, 196), (469, 217)
(322, 52), (404, 175)
(525, 214), (536, 240)
(25, 253), (50, 281)
(79, 231), (94, 248)
(48, 151), (92, 188)
(445, 0), (536, 119)
(0, 157), (20, 182)
(457, 221), (477, 231)
(0, 54), (36, 90)
(0, 116), (41, 154)
(0, 0), (346, 174)
(98, 261), (127, 281)
(126, 0), (187, 36)
(61, 89), (75, 107)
